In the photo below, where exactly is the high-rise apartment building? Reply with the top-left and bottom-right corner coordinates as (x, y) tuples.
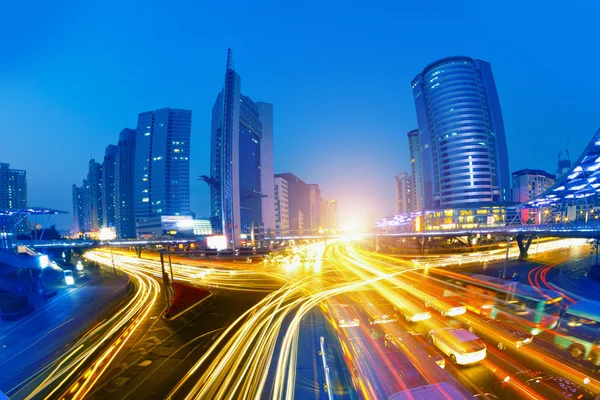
(115, 128), (137, 238)
(308, 184), (322, 230)
(72, 184), (85, 235)
(274, 176), (289, 236)
(394, 172), (413, 214)
(102, 144), (117, 228)
(412, 56), (510, 209)
(512, 169), (555, 203)
(87, 159), (103, 231)
(0, 164), (28, 234)
(134, 108), (192, 237)
(275, 173), (310, 235)
(407, 129), (423, 211)
(209, 49), (273, 248)
(328, 200), (338, 229)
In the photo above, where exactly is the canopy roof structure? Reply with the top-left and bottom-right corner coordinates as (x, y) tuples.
(526, 128), (600, 208)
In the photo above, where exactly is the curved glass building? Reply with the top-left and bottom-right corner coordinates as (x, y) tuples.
(411, 56), (510, 209)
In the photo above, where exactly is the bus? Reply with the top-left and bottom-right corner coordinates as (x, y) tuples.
(554, 300), (600, 365)
(432, 272), (564, 334)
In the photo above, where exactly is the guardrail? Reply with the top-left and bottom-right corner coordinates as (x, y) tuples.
(320, 336), (334, 400)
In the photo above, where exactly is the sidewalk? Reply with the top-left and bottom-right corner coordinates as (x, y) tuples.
(0, 265), (130, 394)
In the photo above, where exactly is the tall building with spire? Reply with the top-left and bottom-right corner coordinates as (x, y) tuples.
(208, 49), (274, 248)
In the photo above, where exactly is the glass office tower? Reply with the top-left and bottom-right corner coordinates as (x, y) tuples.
(134, 108), (192, 237)
(411, 56), (510, 209)
(210, 49), (273, 248)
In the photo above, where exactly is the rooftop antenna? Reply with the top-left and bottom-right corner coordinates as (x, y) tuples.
(226, 48), (234, 71)
(552, 140), (562, 161)
(565, 136), (571, 162)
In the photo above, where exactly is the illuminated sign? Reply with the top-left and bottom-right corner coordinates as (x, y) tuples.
(207, 235), (228, 251)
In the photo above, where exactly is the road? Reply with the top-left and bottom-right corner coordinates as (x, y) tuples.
(7, 238), (600, 399)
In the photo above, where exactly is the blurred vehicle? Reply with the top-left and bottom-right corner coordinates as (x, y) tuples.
(393, 299), (431, 323)
(432, 272), (563, 334)
(471, 319), (533, 351)
(554, 300), (600, 366)
(384, 332), (445, 369)
(333, 304), (359, 328)
(64, 270), (75, 286)
(388, 382), (469, 400)
(501, 369), (600, 400)
(425, 296), (466, 317)
(427, 328), (486, 365)
(363, 300), (397, 325)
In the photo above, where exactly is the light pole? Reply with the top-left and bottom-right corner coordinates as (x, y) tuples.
(502, 236), (510, 279)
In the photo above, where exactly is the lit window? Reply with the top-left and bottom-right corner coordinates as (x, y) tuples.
(142, 197), (149, 202)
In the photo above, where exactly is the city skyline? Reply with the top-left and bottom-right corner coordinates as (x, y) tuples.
(3, 2), (600, 229)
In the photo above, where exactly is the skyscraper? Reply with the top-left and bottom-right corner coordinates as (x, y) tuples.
(72, 184), (84, 235)
(87, 159), (103, 231)
(209, 49), (273, 248)
(0, 164), (27, 234)
(407, 129), (423, 211)
(274, 176), (289, 236)
(411, 56), (510, 209)
(81, 178), (91, 232)
(134, 108), (192, 237)
(102, 144), (117, 228)
(256, 102), (275, 235)
(115, 128), (137, 239)
(394, 172), (413, 214)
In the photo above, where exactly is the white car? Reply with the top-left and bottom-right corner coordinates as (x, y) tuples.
(425, 297), (466, 317)
(427, 328), (486, 365)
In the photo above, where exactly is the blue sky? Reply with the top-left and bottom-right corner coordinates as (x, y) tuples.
(2, 1), (600, 229)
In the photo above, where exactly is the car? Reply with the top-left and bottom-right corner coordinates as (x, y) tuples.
(425, 296), (466, 317)
(385, 333), (446, 369)
(394, 305), (431, 323)
(485, 319), (533, 351)
(364, 301), (397, 325)
(63, 270), (75, 286)
(501, 369), (600, 400)
(427, 328), (486, 365)
(334, 304), (359, 328)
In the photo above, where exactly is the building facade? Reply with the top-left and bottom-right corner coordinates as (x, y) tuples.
(209, 49), (273, 248)
(72, 184), (85, 235)
(256, 102), (275, 235)
(0, 164), (28, 234)
(308, 184), (322, 230)
(274, 176), (289, 236)
(407, 129), (424, 211)
(512, 169), (555, 203)
(102, 144), (117, 228)
(115, 128), (137, 238)
(134, 108), (192, 237)
(275, 173), (310, 235)
(394, 172), (413, 214)
(87, 159), (103, 231)
(411, 56), (510, 209)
